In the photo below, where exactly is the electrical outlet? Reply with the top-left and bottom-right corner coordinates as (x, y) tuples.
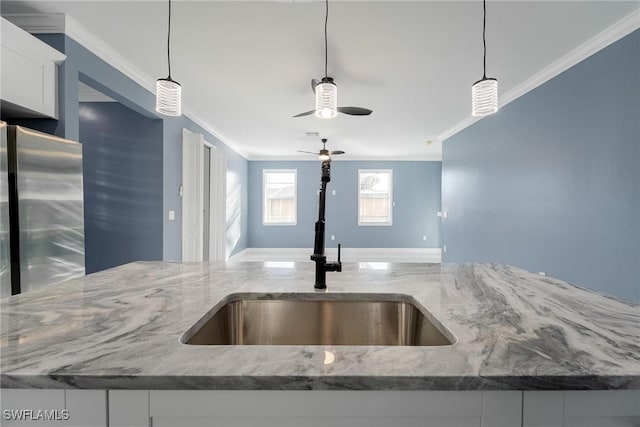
(539, 272), (546, 276)
(331, 190), (336, 195)
(331, 235), (335, 241)
(422, 235), (427, 241)
(443, 245), (447, 253)
(168, 210), (175, 221)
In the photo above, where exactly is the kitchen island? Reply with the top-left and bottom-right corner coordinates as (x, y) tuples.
(1, 261), (638, 426)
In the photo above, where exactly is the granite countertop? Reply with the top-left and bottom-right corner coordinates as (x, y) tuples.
(1, 261), (638, 390)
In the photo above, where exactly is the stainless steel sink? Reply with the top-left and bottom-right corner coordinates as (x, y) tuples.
(181, 294), (455, 346)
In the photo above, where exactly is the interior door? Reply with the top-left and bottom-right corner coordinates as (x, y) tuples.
(208, 146), (227, 261)
(181, 129), (203, 262)
(203, 146), (211, 261)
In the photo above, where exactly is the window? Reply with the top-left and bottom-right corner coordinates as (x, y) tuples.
(263, 170), (297, 225)
(358, 169), (392, 226)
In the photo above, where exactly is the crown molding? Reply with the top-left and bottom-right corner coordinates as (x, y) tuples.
(1, 13), (66, 33)
(2, 12), (249, 159)
(1, 16), (66, 63)
(499, 9), (640, 111)
(64, 16), (158, 92)
(180, 105), (248, 158)
(3, 14), (155, 91)
(65, 15), (249, 158)
(438, 9), (640, 142)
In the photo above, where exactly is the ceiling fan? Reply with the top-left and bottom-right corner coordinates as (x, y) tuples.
(293, 0), (372, 119)
(299, 138), (345, 160)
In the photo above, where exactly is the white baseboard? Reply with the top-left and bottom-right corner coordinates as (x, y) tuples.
(229, 248), (442, 263)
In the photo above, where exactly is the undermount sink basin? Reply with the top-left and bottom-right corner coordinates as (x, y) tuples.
(181, 293), (455, 346)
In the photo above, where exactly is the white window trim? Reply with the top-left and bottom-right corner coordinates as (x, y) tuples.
(263, 169), (297, 226)
(358, 169), (393, 227)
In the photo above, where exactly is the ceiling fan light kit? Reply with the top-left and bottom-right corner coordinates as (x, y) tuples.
(298, 138), (345, 160)
(156, 0), (182, 116)
(315, 78), (338, 119)
(294, 0), (372, 120)
(318, 150), (331, 161)
(471, 0), (498, 117)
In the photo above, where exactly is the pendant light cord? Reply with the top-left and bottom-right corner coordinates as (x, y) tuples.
(482, 0), (487, 79)
(324, 0), (329, 78)
(167, 0), (172, 79)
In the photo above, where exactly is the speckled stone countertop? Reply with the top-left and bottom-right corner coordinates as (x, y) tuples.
(1, 262), (638, 390)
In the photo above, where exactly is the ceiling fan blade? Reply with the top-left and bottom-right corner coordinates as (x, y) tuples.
(293, 110), (315, 118)
(311, 79), (319, 94)
(330, 150), (345, 155)
(338, 106), (372, 116)
(297, 150), (318, 155)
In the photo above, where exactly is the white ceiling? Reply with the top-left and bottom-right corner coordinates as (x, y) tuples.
(2, 1), (639, 160)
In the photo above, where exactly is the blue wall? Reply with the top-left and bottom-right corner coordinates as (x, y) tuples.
(248, 161), (442, 248)
(79, 102), (163, 273)
(442, 30), (640, 302)
(30, 34), (249, 261)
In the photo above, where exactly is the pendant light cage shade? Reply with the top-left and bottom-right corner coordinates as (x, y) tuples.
(315, 81), (338, 119)
(156, 78), (182, 116)
(472, 77), (498, 117)
(471, 0), (498, 117)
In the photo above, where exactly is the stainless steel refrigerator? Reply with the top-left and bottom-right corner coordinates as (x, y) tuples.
(0, 123), (84, 296)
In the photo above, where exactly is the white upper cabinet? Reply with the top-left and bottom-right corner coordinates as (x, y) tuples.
(1, 17), (66, 119)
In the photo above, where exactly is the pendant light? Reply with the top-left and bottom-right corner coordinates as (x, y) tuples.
(315, 0), (337, 119)
(471, 0), (498, 117)
(156, 0), (182, 116)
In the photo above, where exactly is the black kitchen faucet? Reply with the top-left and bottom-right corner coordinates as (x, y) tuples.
(311, 159), (342, 289)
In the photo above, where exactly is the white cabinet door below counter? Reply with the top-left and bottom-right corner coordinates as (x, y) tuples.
(0, 389), (106, 427)
(147, 390), (521, 427)
(523, 390), (640, 427)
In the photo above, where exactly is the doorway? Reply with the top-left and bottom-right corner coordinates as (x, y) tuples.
(182, 129), (226, 262)
(203, 146), (211, 261)
(78, 81), (163, 273)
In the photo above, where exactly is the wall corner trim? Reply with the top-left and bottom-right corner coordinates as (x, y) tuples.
(3, 13), (248, 160)
(438, 9), (640, 143)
